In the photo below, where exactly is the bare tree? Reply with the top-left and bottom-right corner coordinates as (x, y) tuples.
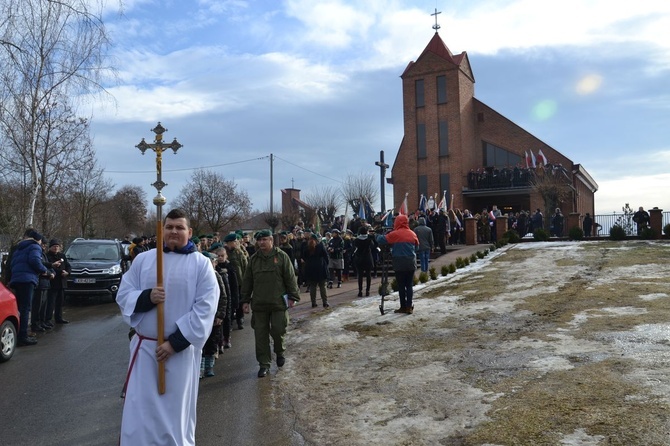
(173, 169), (252, 235)
(67, 161), (112, 237)
(280, 210), (300, 231)
(110, 185), (148, 237)
(0, 0), (116, 226)
(529, 165), (573, 229)
(304, 186), (341, 229)
(0, 179), (26, 242)
(341, 171), (378, 215)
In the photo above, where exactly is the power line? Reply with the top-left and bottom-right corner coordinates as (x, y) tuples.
(107, 153), (343, 186)
(273, 155), (342, 184)
(105, 156), (269, 174)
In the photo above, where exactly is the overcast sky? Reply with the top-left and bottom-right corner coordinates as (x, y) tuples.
(88, 0), (670, 217)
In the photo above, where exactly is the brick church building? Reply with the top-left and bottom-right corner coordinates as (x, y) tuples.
(390, 31), (598, 218)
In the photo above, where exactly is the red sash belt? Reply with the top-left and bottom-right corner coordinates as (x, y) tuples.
(120, 333), (157, 398)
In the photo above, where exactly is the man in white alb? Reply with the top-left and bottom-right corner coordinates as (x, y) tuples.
(116, 208), (218, 445)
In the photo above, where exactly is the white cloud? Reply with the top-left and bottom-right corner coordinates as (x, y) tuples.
(590, 150), (670, 213)
(284, 0), (377, 48)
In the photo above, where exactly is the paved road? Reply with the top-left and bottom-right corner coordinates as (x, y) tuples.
(0, 297), (299, 446)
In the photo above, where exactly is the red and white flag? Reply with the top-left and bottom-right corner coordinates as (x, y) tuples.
(525, 151), (531, 168)
(538, 149), (548, 166)
(399, 192), (408, 215)
(437, 190), (447, 212)
(530, 149), (537, 168)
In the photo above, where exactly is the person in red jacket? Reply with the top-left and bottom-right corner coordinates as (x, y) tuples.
(376, 214), (419, 314)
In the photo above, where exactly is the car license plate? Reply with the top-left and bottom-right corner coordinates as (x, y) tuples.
(75, 278), (96, 284)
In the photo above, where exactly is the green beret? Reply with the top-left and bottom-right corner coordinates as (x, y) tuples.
(209, 242), (222, 251)
(223, 233), (237, 242)
(254, 229), (273, 240)
(191, 236), (200, 244)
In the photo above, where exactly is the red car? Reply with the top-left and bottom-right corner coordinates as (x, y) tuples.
(0, 282), (19, 362)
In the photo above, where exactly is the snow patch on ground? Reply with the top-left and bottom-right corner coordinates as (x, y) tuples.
(279, 241), (670, 444)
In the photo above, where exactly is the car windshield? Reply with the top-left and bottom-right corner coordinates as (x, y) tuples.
(66, 244), (119, 261)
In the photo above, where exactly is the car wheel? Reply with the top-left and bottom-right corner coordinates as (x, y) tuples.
(0, 320), (17, 362)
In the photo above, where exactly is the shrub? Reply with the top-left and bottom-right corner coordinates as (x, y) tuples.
(470, 253), (477, 263)
(476, 250), (485, 259)
(429, 267), (437, 280)
(412, 274), (419, 286)
(455, 257), (465, 268)
(378, 281), (390, 296)
(503, 230), (520, 243)
(609, 225), (626, 240)
(418, 271), (429, 283)
(533, 228), (550, 241)
(448, 263), (456, 274)
(640, 227), (655, 240)
(390, 278), (398, 292)
(440, 265), (449, 276)
(463, 257), (470, 266)
(568, 226), (584, 241)
(483, 249), (489, 256)
(664, 223), (670, 236)
(489, 243), (496, 252)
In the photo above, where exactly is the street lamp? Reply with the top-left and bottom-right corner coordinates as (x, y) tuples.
(135, 122), (183, 395)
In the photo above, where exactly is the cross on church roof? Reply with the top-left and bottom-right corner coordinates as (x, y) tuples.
(431, 7), (441, 31)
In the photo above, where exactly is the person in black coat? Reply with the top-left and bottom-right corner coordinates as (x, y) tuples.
(215, 248), (238, 349)
(45, 239), (71, 325)
(301, 234), (329, 308)
(582, 213), (593, 237)
(353, 227), (374, 297)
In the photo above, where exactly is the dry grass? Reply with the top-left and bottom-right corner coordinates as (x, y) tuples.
(280, 241), (670, 445)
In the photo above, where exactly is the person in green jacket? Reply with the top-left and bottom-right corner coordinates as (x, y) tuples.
(224, 232), (248, 329)
(241, 229), (300, 378)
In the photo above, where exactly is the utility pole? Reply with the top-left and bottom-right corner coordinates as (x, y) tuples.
(270, 153), (274, 216)
(375, 150), (389, 213)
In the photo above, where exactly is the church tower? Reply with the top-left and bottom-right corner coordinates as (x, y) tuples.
(391, 28), (475, 211)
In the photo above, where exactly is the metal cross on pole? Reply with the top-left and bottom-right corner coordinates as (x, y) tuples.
(135, 122), (183, 395)
(375, 150), (389, 213)
(431, 8), (441, 31)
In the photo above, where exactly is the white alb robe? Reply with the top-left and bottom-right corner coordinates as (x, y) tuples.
(116, 249), (218, 446)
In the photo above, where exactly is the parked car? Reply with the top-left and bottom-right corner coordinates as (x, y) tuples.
(64, 239), (130, 301)
(0, 282), (19, 362)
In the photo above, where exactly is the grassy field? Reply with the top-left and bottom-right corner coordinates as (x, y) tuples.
(279, 241), (670, 445)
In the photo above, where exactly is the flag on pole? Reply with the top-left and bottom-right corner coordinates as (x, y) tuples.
(525, 151), (531, 168)
(399, 192), (408, 215)
(437, 190), (447, 212)
(363, 196), (374, 218)
(342, 202), (349, 233)
(381, 209), (393, 227)
(427, 194), (436, 210)
(538, 149), (548, 166)
(530, 149), (537, 168)
(419, 194), (426, 212)
(358, 198), (366, 221)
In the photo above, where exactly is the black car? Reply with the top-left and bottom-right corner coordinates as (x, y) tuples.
(64, 239), (130, 300)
